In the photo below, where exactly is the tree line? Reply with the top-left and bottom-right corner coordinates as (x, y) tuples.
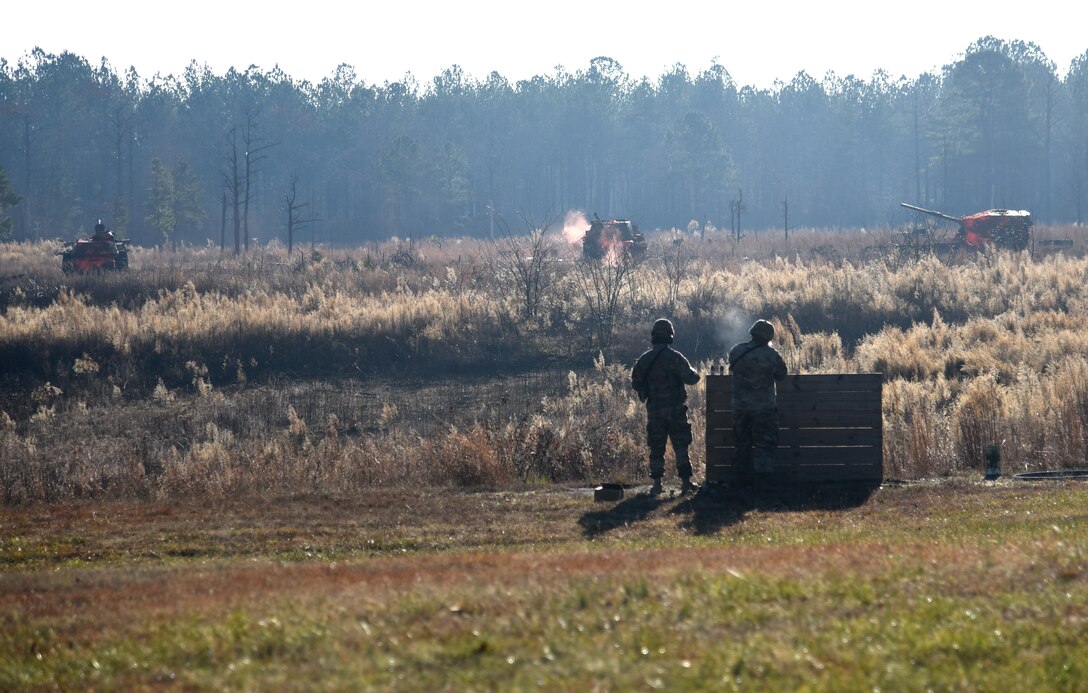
(1, 35), (1087, 248)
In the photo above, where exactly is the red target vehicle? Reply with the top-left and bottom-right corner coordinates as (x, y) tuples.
(58, 220), (130, 273)
(900, 203), (1032, 250)
(581, 214), (647, 260)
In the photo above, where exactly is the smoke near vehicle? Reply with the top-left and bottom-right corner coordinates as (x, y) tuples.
(579, 214), (647, 261)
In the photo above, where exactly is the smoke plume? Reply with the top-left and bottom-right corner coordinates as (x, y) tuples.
(562, 210), (590, 246)
(717, 307), (753, 350)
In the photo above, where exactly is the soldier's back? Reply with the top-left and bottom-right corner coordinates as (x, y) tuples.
(635, 347), (698, 410)
(729, 341), (786, 410)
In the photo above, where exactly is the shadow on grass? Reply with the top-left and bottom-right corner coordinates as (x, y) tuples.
(671, 482), (880, 535)
(578, 493), (667, 538)
(578, 482), (880, 538)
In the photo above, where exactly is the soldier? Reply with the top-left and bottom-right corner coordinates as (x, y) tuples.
(631, 318), (701, 496)
(92, 219), (114, 241)
(728, 319), (788, 484)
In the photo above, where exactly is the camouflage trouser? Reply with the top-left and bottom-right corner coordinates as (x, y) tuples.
(646, 404), (693, 480)
(734, 407), (779, 477)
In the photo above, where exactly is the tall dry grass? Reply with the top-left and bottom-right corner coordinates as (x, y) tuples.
(0, 355), (662, 503)
(3, 225), (1088, 501)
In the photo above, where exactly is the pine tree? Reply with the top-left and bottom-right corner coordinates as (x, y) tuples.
(172, 155), (205, 242)
(0, 165), (21, 241)
(144, 157), (176, 248)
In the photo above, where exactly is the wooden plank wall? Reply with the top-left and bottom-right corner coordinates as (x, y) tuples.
(705, 374), (883, 485)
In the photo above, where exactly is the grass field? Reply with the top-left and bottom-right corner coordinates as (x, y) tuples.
(4, 226), (1088, 688)
(3, 480), (1087, 689)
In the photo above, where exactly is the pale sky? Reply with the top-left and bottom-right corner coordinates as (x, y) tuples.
(5, 1), (1085, 88)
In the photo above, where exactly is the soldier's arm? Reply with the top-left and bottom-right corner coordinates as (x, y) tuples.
(678, 353), (700, 385)
(631, 356), (645, 391)
(773, 351), (788, 380)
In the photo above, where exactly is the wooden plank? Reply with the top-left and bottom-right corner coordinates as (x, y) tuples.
(709, 446), (882, 465)
(706, 373), (883, 398)
(782, 392), (882, 409)
(708, 400), (883, 416)
(705, 411), (883, 432)
(706, 464), (882, 484)
(781, 428), (883, 447)
(708, 463), (883, 479)
(785, 411), (883, 428)
(707, 409), (883, 429)
(705, 373), (884, 485)
(705, 390), (731, 407)
(708, 390), (881, 410)
(706, 373), (884, 387)
(778, 373), (883, 393)
(791, 465), (884, 482)
(708, 424), (882, 446)
(791, 447), (884, 457)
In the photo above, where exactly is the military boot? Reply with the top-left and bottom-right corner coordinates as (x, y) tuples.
(648, 479), (663, 496)
(680, 478), (698, 495)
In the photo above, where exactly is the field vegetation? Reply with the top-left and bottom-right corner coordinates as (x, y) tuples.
(2, 224), (1088, 503)
(4, 226), (1088, 689)
(2, 482), (1087, 689)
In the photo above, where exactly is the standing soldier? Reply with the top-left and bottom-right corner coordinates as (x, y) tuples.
(728, 319), (788, 484)
(632, 318), (701, 496)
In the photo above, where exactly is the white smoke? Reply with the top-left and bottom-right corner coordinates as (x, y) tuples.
(562, 210), (590, 246)
(717, 306), (753, 350)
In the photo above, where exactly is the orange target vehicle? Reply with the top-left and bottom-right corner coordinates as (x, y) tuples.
(900, 202), (1032, 250)
(58, 220), (130, 273)
(581, 214), (648, 260)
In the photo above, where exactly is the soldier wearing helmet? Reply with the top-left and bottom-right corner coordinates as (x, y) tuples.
(92, 219), (114, 241)
(728, 319), (788, 484)
(631, 318), (701, 496)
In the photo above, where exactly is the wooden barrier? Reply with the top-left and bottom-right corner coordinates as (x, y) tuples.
(705, 373), (883, 485)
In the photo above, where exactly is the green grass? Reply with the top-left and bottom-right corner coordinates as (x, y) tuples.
(2, 482), (1087, 690)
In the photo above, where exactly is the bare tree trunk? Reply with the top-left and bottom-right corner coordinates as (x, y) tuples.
(241, 111), (278, 252)
(22, 116), (33, 239)
(223, 127), (246, 255)
(782, 196), (789, 242)
(913, 92), (922, 204)
(220, 192), (227, 252)
(283, 175), (317, 257)
(1045, 77), (1053, 223)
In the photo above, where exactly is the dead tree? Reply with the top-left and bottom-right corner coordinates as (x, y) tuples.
(283, 175), (319, 255)
(575, 245), (635, 353)
(730, 188), (746, 254)
(488, 210), (563, 319)
(662, 235), (689, 310)
(782, 195), (789, 242)
(220, 192), (227, 252)
(240, 109), (279, 251)
(223, 127), (242, 254)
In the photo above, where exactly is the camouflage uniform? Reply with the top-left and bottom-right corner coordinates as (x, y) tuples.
(631, 320), (701, 483)
(728, 320), (788, 479)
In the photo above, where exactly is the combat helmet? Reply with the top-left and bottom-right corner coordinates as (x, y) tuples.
(749, 319), (774, 344)
(651, 318), (675, 344)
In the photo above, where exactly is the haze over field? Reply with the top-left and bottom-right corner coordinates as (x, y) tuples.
(2, 1), (1087, 246)
(7, 0), (1084, 88)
